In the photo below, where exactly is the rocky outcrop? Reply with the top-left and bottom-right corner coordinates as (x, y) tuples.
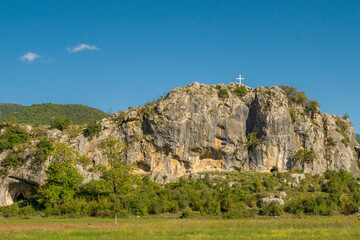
(99, 82), (358, 178)
(0, 82), (359, 206)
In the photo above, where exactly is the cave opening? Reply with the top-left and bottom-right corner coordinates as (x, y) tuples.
(8, 180), (38, 204)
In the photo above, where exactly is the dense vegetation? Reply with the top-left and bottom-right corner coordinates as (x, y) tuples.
(0, 104), (26, 121)
(0, 103), (108, 125)
(0, 124), (29, 153)
(0, 121), (102, 173)
(356, 134), (360, 144)
(1, 135), (359, 218)
(0, 122), (359, 219)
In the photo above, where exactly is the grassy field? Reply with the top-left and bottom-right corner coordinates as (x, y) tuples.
(0, 217), (359, 239)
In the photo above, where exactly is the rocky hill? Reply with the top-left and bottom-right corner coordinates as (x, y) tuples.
(0, 82), (359, 206)
(357, 134), (360, 144)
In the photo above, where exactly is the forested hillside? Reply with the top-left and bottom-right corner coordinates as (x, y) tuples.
(0, 103), (108, 124)
(0, 104), (26, 121)
(357, 134), (360, 144)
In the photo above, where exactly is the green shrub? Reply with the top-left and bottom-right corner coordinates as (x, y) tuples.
(0, 139), (13, 152)
(246, 132), (261, 150)
(36, 139), (53, 163)
(336, 120), (348, 134)
(327, 137), (337, 146)
(77, 155), (91, 168)
(0, 167), (9, 177)
(0, 125), (29, 153)
(233, 86), (248, 98)
(222, 202), (252, 219)
(259, 201), (284, 216)
(2, 152), (23, 169)
(218, 89), (229, 99)
(341, 137), (350, 147)
(335, 120), (350, 146)
(50, 118), (71, 131)
(263, 177), (277, 191)
(324, 169), (359, 194)
(289, 109), (296, 123)
(84, 121), (102, 138)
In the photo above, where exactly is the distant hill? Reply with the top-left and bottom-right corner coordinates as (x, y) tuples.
(1, 103), (108, 124)
(357, 134), (360, 144)
(0, 104), (26, 121)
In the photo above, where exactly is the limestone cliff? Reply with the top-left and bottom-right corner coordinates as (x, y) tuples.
(0, 82), (359, 206)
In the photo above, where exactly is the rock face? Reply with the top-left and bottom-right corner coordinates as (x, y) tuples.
(0, 82), (359, 206)
(103, 82), (359, 178)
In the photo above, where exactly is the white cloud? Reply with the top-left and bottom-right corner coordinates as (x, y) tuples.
(20, 52), (41, 63)
(67, 43), (101, 53)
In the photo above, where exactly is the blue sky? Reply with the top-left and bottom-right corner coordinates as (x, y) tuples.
(1, 0), (359, 132)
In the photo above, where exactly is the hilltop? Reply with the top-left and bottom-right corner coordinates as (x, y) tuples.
(0, 104), (26, 121)
(0, 103), (108, 124)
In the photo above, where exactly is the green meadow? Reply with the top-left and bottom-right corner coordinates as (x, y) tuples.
(1, 217), (360, 240)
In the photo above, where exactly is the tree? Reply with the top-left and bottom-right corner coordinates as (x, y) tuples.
(50, 118), (71, 131)
(99, 137), (139, 223)
(279, 85), (308, 106)
(306, 100), (320, 118)
(38, 143), (83, 207)
(84, 121), (102, 138)
(292, 149), (316, 170)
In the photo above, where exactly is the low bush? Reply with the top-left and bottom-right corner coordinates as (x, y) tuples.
(2, 152), (23, 169)
(233, 86), (248, 98)
(259, 201), (284, 216)
(0, 125), (29, 152)
(327, 137), (336, 146)
(218, 89), (229, 99)
(289, 109), (296, 123)
(36, 139), (54, 163)
(84, 121), (102, 138)
(246, 132), (261, 150)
